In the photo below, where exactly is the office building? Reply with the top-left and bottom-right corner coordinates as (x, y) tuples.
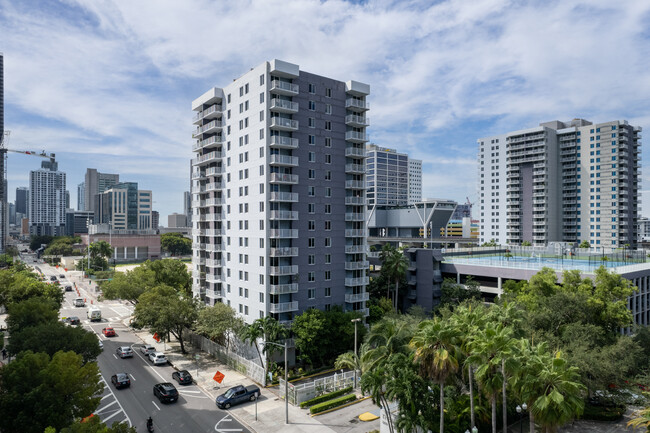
(65, 209), (93, 236)
(95, 182), (152, 231)
(15, 186), (28, 221)
(168, 213), (188, 228)
(191, 59), (370, 323)
(366, 144), (422, 207)
(151, 210), (159, 230)
(29, 160), (66, 236)
(8, 202), (14, 225)
(84, 168), (119, 213)
(478, 119), (641, 247)
(77, 182), (85, 210)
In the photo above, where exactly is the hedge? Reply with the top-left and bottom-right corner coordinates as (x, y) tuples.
(300, 386), (353, 408)
(582, 404), (626, 421)
(310, 394), (357, 414)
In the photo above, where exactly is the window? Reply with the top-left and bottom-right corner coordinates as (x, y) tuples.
(308, 255), (315, 265)
(325, 204), (331, 214)
(325, 137), (331, 147)
(325, 87), (332, 97)
(325, 154), (331, 164)
(308, 220), (315, 230)
(325, 254), (331, 264)
(324, 287), (331, 297)
(308, 272), (315, 282)
(325, 121), (331, 131)
(324, 220), (331, 230)
(259, 292), (264, 302)
(324, 270), (331, 281)
(308, 117), (315, 128)
(245, 83), (249, 94)
(308, 203), (315, 213)
(325, 237), (331, 247)
(325, 104), (331, 114)
(308, 289), (315, 299)
(309, 152), (316, 162)
(260, 92), (264, 103)
(309, 101), (316, 110)
(239, 86), (244, 96)
(308, 83), (316, 93)
(308, 237), (315, 247)
(245, 100), (249, 110)
(308, 186), (315, 196)
(308, 135), (315, 145)
(325, 171), (331, 180)
(325, 187), (331, 197)
(260, 74), (264, 85)
(227, 94), (231, 103)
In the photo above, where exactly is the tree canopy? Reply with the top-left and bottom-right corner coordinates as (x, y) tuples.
(161, 232), (192, 256)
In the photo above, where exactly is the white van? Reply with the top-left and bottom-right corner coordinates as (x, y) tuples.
(74, 297), (85, 307)
(87, 307), (101, 322)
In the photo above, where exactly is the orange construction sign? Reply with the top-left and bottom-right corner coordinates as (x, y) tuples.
(213, 371), (225, 383)
(153, 333), (161, 342)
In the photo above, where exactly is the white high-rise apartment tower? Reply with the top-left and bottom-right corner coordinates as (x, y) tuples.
(29, 160), (66, 236)
(191, 60), (370, 324)
(478, 119), (641, 248)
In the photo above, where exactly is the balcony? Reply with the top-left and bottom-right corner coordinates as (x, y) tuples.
(193, 119), (223, 137)
(205, 289), (223, 299)
(269, 229), (299, 238)
(269, 265), (299, 276)
(345, 131), (369, 143)
(269, 247), (299, 257)
(345, 98), (369, 112)
(192, 135), (224, 151)
(270, 80), (299, 96)
(270, 136), (299, 149)
(270, 173), (299, 184)
(205, 274), (224, 284)
(345, 212), (364, 221)
(345, 196), (365, 205)
(345, 277), (370, 286)
(270, 98), (299, 113)
(205, 259), (223, 267)
(270, 154), (299, 166)
(346, 180), (365, 189)
(269, 192), (299, 202)
(205, 244), (224, 252)
(193, 104), (222, 124)
(192, 150), (223, 166)
(269, 301), (299, 314)
(345, 115), (369, 127)
(345, 229), (367, 237)
(269, 210), (298, 220)
(345, 292), (370, 303)
(345, 245), (368, 254)
(270, 117), (299, 131)
(345, 147), (366, 158)
(345, 163), (365, 174)
(345, 261), (369, 270)
(269, 283), (299, 295)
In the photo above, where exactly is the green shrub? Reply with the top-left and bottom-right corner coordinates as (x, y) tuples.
(300, 386), (353, 408)
(582, 403), (626, 421)
(309, 393), (356, 414)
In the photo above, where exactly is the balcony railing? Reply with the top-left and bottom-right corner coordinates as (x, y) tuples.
(270, 117), (299, 131)
(270, 136), (299, 149)
(345, 115), (369, 127)
(269, 301), (299, 313)
(345, 164), (365, 174)
(345, 196), (365, 205)
(193, 104), (222, 123)
(192, 150), (223, 165)
(345, 229), (367, 237)
(270, 80), (299, 95)
(345, 213), (365, 221)
(345, 147), (366, 158)
(269, 229), (299, 238)
(269, 210), (298, 220)
(345, 131), (369, 143)
(345, 277), (370, 286)
(270, 173), (299, 184)
(270, 154), (299, 166)
(345, 98), (369, 111)
(269, 247), (299, 257)
(270, 98), (299, 113)
(346, 180), (365, 189)
(345, 292), (370, 303)
(269, 283), (299, 295)
(345, 260), (369, 270)
(269, 192), (299, 202)
(269, 265), (299, 275)
(345, 245), (368, 254)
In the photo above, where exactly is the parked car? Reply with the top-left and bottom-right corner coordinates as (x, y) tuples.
(140, 345), (156, 356)
(216, 385), (260, 409)
(102, 327), (116, 337)
(67, 316), (81, 326)
(172, 370), (193, 385)
(111, 373), (131, 389)
(153, 383), (178, 403)
(116, 346), (133, 358)
(149, 352), (168, 365)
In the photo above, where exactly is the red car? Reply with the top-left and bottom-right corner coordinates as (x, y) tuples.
(102, 327), (116, 337)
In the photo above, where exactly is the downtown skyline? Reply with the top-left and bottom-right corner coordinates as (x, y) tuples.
(1, 0), (650, 219)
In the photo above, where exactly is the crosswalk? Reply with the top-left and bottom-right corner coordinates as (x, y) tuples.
(95, 377), (131, 427)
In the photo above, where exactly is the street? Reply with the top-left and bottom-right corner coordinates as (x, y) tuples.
(27, 255), (251, 433)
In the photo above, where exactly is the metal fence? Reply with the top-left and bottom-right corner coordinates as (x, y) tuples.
(279, 370), (357, 406)
(184, 329), (266, 386)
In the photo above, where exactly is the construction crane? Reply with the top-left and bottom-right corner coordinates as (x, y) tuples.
(0, 131), (56, 253)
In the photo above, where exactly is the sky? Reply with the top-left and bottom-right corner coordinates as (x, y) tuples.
(1, 0), (650, 221)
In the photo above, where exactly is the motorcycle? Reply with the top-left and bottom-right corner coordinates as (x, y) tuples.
(146, 417), (154, 432)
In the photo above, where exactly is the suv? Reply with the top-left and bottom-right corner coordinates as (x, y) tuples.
(153, 383), (178, 403)
(149, 352), (168, 365)
(116, 346), (133, 358)
(111, 373), (131, 389)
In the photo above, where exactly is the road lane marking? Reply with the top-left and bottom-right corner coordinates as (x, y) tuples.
(97, 377), (132, 427)
(101, 394), (112, 401)
(101, 410), (124, 423)
(130, 374), (136, 381)
(152, 401), (161, 411)
(94, 400), (118, 413)
(112, 353), (118, 359)
(214, 415), (243, 432)
(149, 365), (167, 382)
(178, 390), (201, 394)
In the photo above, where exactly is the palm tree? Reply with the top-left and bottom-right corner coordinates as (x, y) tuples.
(363, 315), (417, 371)
(410, 318), (461, 433)
(239, 316), (288, 371)
(449, 302), (488, 430)
(239, 322), (264, 368)
(380, 244), (408, 310)
(467, 323), (515, 433)
(361, 363), (396, 433)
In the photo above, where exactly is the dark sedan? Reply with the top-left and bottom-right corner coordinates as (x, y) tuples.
(111, 373), (131, 389)
(172, 370), (193, 385)
(153, 383), (178, 403)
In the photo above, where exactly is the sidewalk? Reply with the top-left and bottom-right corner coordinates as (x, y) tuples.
(132, 325), (379, 433)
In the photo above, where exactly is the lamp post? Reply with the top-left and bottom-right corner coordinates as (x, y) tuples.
(264, 340), (289, 424)
(351, 318), (361, 389)
(516, 402), (527, 433)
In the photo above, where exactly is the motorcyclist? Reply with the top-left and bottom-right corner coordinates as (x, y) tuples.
(146, 417), (153, 431)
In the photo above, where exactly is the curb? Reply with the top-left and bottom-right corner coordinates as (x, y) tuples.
(310, 395), (372, 417)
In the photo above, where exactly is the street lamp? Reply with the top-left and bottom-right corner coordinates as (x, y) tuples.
(264, 340), (289, 424)
(516, 402), (528, 433)
(351, 318), (361, 389)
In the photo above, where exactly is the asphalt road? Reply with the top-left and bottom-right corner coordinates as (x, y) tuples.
(30, 258), (251, 433)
